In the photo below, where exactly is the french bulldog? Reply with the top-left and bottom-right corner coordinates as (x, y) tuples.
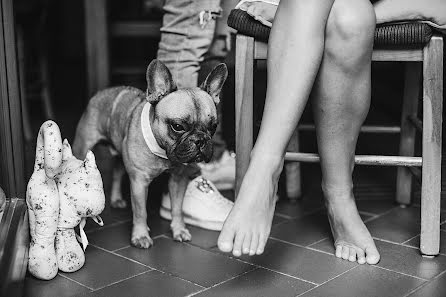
(72, 59), (228, 248)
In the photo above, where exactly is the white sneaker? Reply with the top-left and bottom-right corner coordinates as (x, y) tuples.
(199, 150), (235, 190)
(160, 176), (234, 231)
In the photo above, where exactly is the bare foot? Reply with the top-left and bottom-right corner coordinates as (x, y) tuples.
(131, 223), (153, 248)
(324, 186), (380, 265)
(217, 154), (282, 257)
(238, 1), (278, 26)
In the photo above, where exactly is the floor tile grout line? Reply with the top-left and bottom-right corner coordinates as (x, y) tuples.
(269, 237), (334, 257)
(402, 234), (422, 244)
(363, 214), (380, 223)
(90, 270), (152, 292)
(90, 243), (206, 289)
(112, 244), (131, 252)
(373, 265), (429, 282)
(57, 272), (95, 291)
(274, 212), (296, 220)
(275, 206), (325, 222)
(85, 219), (131, 235)
(358, 210), (378, 217)
(403, 269), (446, 297)
(307, 237), (329, 247)
(187, 267), (259, 297)
(90, 244), (155, 269)
(295, 265), (359, 297)
(362, 206), (402, 224)
(180, 239), (319, 286)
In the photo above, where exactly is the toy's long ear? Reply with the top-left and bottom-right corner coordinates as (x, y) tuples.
(62, 139), (73, 161)
(146, 59), (177, 105)
(84, 151), (97, 168)
(200, 63), (228, 105)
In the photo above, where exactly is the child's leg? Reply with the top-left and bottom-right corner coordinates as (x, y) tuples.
(218, 0), (336, 257)
(312, 0), (379, 264)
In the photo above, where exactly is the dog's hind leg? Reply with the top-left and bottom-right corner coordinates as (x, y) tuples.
(110, 158), (127, 209)
(72, 111), (104, 160)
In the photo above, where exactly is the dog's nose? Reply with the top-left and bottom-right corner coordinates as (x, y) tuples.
(195, 138), (206, 148)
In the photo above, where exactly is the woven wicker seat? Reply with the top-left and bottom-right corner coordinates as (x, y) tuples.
(228, 8), (444, 257)
(228, 9), (434, 47)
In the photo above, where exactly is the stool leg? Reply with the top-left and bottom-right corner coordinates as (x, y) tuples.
(285, 128), (302, 201)
(420, 35), (443, 256)
(235, 35), (254, 197)
(396, 62), (421, 206)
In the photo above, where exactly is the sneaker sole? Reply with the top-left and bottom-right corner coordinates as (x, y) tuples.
(159, 207), (224, 231)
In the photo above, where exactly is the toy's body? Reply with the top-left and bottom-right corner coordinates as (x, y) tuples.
(26, 121), (105, 280)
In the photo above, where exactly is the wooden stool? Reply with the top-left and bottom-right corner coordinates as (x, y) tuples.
(228, 9), (443, 256)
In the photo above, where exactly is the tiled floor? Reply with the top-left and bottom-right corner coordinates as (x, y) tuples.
(23, 164), (446, 297)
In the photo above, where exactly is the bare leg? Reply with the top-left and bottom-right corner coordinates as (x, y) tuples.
(110, 158), (127, 209)
(218, 0), (336, 256)
(312, 0), (379, 265)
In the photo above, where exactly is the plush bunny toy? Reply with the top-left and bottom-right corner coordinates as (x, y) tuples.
(26, 120), (105, 280)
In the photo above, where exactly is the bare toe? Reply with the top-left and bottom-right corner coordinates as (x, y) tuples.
(218, 226), (236, 253)
(348, 247), (357, 262)
(232, 232), (245, 257)
(341, 246), (350, 260)
(335, 245), (343, 258)
(365, 246), (380, 264)
(356, 248), (366, 264)
(249, 234), (259, 256)
(256, 233), (267, 255)
(242, 233), (252, 255)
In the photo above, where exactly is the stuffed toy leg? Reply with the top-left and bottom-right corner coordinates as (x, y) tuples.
(26, 120), (63, 280)
(55, 140), (105, 273)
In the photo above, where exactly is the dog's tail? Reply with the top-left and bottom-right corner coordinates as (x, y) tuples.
(34, 120), (63, 179)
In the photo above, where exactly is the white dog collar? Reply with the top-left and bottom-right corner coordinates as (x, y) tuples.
(141, 102), (168, 159)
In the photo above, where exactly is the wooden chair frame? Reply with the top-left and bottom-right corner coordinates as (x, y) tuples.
(235, 33), (444, 256)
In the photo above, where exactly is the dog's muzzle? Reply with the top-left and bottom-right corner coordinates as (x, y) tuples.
(168, 134), (213, 164)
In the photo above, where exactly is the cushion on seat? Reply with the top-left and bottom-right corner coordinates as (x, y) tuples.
(228, 9), (434, 47)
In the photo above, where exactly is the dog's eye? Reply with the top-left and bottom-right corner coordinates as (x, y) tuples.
(171, 123), (185, 133)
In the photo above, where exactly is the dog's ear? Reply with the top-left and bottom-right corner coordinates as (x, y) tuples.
(200, 63), (228, 105)
(146, 60), (177, 104)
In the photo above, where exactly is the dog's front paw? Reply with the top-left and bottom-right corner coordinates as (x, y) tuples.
(131, 225), (153, 249)
(171, 224), (192, 242)
(111, 199), (127, 209)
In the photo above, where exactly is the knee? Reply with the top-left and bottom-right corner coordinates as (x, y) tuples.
(326, 0), (376, 55)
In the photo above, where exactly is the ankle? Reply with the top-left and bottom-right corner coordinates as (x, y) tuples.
(322, 183), (355, 205)
(250, 149), (284, 168)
